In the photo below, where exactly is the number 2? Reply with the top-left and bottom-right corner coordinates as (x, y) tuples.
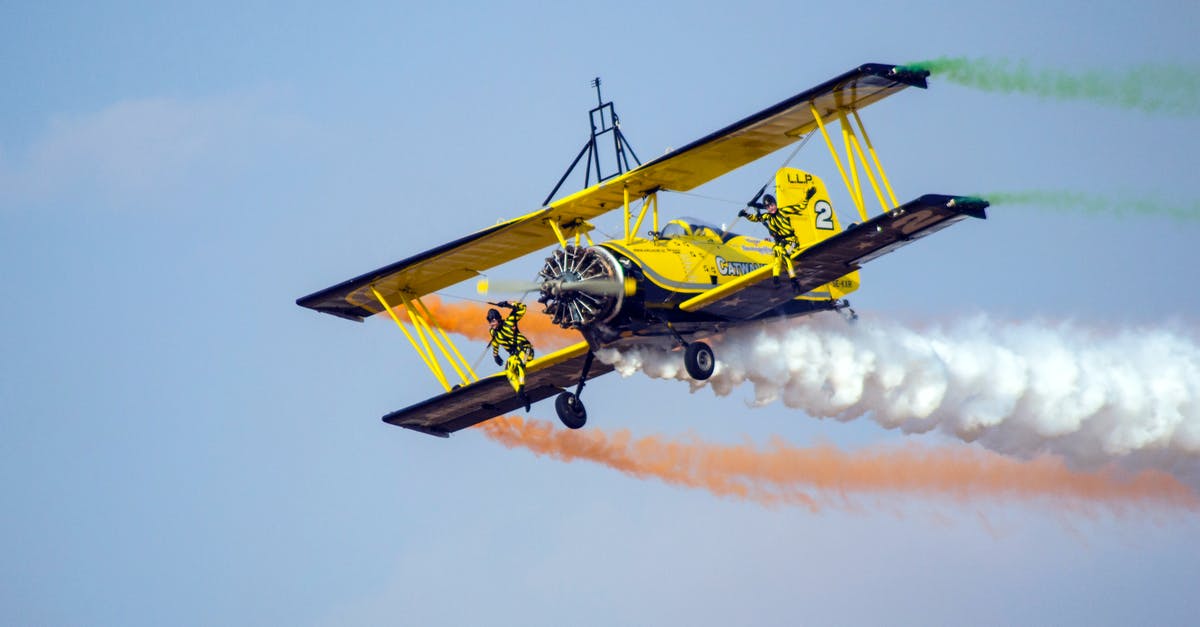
(814, 200), (834, 230)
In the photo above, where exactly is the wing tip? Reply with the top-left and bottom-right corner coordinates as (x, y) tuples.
(948, 195), (990, 220)
(883, 63), (926, 88)
(394, 422), (452, 438)
(867, 63), (931, 89)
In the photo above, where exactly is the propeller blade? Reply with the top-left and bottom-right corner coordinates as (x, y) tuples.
(477, 278), (543, 295)
(479, 276), (625, 297)
(557, 278), (625, 296)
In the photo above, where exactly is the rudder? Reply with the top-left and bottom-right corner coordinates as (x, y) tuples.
(775, 167), (859, 299)
(775, 167), (842, 248)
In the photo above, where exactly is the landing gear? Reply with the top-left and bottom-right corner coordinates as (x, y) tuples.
(684, 341), (715, 380)
(555, 392), (587, 429)
(659, 319), (716, 382)
(835, 299), (858, 324)
(556, 350), (595, 429)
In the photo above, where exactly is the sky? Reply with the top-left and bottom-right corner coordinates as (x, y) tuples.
(3, 1), (1200, 625)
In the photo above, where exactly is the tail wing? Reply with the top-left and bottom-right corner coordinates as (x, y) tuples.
(776, 168), (860, 298)
(777, 167), (842, 247)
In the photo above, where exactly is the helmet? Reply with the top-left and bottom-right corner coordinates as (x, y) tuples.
(763, 194), (776, 205)
(486, 308), (502, 323)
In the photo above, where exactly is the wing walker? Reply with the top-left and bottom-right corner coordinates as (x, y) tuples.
(297, 63), (988, 437)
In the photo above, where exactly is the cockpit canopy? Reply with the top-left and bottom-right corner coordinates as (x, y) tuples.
(658, 217), (739, 240)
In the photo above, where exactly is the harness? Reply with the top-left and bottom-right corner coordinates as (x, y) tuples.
(749, 207), (799, 243)
(490, 304), (534, 359)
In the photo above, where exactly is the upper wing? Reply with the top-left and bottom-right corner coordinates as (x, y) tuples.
(680, 195), (988, 320)
(557, 63), (928, 204)
(298, 63), (929, 321)
(382, 341), (614, 436)
(295, 208), (571, 321)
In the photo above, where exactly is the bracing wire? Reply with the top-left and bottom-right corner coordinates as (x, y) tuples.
(725, 131), (816, 236)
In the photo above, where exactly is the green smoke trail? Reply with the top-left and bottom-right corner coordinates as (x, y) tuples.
(902, 57), (1200, 116)
(983, 190), (1200, 221)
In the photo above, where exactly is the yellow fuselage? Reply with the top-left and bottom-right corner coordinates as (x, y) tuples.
(600, 218), (859, 306)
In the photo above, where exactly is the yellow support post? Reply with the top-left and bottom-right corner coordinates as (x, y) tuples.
(840, 113), (866, 217)
(547, 219), (569, 249)
(413, 298), (479, 382)
(811, 104), (868, 222)
(852, 110), (899, 208)
(847, 130), (889, 217)
(651, 193), (659, 232)
(623, 186), (631, 242)
(629, 195), (652, 241)
(403, 294), (470, 386)
(401, 300), (452, 391)
(372, 287), (451, 391)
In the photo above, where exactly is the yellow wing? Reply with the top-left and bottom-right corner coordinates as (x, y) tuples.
(297, 63), (928, 321)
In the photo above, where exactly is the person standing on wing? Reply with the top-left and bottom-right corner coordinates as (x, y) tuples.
(486, 301), (535, 412)
(739, 188), (817, 285)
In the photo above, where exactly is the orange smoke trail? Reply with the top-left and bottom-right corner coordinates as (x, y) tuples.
(478, 416), (1200, 512)
(394, 296), (581, 350)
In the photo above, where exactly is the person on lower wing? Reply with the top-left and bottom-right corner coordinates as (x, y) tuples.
(486, 300), (535, 412)
(738, 188), (816, 285)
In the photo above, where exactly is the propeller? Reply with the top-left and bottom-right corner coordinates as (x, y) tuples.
(477, 277), (624, 297)
(477, 245), (631, 329)
(476, 278), (541, 295)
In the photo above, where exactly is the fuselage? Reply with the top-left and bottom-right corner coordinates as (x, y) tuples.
(540, 217), (859, 349)
(599, 217), (858, 309)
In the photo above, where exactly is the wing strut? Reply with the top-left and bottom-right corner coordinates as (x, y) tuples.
(410, 296), (480, 383)
(370, 287), (479, 392)
(573, 350), (595, 398)
(809, 103), (902, 224)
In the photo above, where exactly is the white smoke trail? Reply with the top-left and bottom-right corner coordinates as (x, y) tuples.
(596, 314), (1200, 486)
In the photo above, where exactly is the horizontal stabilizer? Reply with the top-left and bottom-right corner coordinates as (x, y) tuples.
(686, 195), (987, 320)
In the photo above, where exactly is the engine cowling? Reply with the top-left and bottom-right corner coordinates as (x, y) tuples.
(537, 245), (627, 329)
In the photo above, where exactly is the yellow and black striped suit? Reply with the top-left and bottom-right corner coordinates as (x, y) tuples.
(490, 302), (534, 392)
(744, 197), (812, 280)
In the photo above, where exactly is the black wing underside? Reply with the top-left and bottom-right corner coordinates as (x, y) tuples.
(383, 342), (614, 436)
(688, 194), (988, 320)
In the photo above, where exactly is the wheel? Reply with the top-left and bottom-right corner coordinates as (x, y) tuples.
(555, 392), (587, 429)
(684, 341), (715, 380)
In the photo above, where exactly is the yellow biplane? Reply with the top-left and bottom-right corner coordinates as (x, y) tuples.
(297, 63), (987, 437)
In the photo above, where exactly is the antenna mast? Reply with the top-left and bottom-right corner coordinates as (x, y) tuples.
(543, 76), (642, 206)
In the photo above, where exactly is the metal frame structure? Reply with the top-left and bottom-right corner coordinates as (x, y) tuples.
(543, 78), (642, 207)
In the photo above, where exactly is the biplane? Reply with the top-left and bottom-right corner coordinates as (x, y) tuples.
(297, 62), (988, 437)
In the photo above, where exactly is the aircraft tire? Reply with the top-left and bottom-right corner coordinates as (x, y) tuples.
(555, 392), (587, 429)
(684, 341), (715, 380)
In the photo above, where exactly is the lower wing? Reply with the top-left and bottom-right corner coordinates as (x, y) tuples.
(681, 194), (987, 319)
(382, 341), (613, 437)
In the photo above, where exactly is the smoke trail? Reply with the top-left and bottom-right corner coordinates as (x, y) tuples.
(392, 296), (582, 349)
(902, 57), (1200, 116)
(478, 416), (1198, 512)
(984, 189), (1200, 221)
(597, 314), (1200, 487)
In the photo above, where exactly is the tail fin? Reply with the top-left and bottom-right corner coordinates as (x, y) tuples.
(775, 167), (842, 247)
(775, 167), (859, 299)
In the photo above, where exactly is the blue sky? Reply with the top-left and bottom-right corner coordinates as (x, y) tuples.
(3, 1), (1200, 625)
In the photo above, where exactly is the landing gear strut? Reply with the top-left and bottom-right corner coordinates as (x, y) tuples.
(834, 298), (858, 324)
(662, 319), (716, 382)
(555, 350), (595, 429)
